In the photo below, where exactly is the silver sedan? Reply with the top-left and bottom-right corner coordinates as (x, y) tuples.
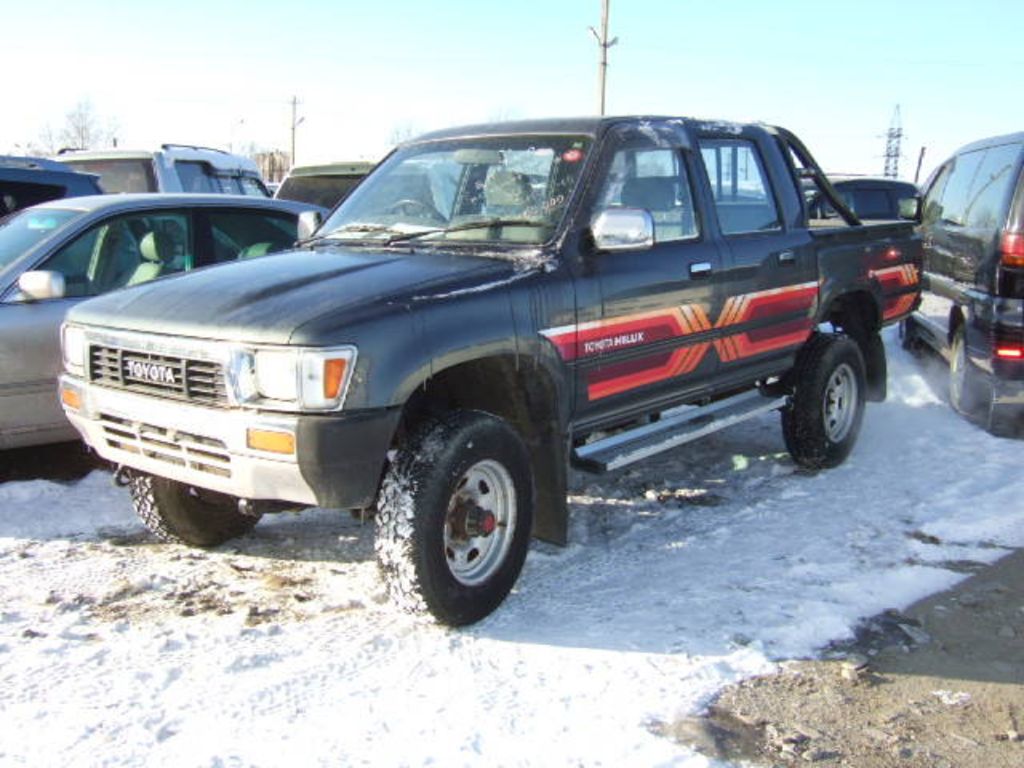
(0, 194), (324, 449)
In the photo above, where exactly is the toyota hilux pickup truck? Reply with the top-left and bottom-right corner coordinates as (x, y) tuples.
(59, 117), (923, 625)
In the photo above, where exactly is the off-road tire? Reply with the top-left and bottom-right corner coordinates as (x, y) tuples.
(128, 473), (261, 547)
(782, 334), (867, 470)
(375, 411), (534, 626)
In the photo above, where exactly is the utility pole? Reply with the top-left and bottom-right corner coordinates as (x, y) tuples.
(589, 0), (618, 115)
(289, 96), (304, 167)
(883, 105), (903, 179)
(913, 146), (927, 185)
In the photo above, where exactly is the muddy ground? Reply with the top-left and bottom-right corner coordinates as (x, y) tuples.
(664, 547), (1024, 767)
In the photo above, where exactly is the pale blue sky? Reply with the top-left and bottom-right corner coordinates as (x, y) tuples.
(4, 0), (1022, 181)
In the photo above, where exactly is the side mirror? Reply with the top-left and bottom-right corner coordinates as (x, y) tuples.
(16, 270), (66, 301)
(899, 196), (922, 222)
(591, 208), (654, 252)
(297, 210), (323, 241)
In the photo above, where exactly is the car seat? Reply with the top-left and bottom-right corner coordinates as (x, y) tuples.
(484, 170), (532, 216)
(126, 231), (173, 286)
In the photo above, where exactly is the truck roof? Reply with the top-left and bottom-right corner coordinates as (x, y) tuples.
(409, 116), (758, 144)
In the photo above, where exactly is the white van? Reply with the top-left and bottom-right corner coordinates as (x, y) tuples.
(57, 144), (270, 197)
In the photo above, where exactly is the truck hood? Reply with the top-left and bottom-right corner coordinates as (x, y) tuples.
(67, 246), (514, 345)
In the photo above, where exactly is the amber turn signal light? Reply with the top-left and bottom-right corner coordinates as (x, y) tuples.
(60, 387), (81, 411)
(247, 428), (296, 455)
(323, 358), (348, 400)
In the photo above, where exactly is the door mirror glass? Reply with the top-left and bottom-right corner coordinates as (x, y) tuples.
(16, 270), (66, 301)
(898, 195), (921, 222)
(591, 208), (654, 252)
(297, 210), (323, 241)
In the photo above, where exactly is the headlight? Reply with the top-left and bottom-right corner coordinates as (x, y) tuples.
(245, 346), (357, 411)
(61, 324), (87, 376)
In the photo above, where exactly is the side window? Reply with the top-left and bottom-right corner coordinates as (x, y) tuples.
(698, 139), (780, 234)
(207, 210), (298, 262)
(176, 161), (217, 193)
(42, 211), (192, 296)
(934, 149), (985, 226)
(964, 143), (1020, 229)
(239, 177), (270, 197)
(921, 163), (953, 225)
(597, 147), (699, 241)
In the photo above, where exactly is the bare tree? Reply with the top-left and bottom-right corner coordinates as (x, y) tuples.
(388, 121), (419, 147)
(58, 100), (114, 151)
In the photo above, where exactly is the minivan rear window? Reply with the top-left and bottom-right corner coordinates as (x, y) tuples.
(62, 159), (157, 194)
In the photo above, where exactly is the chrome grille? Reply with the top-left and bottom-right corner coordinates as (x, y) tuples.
(98, 414), (231, 477)
(89, 345), (228, 406)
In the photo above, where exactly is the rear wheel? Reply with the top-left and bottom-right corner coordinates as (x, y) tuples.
(949, 324), (985, 417)
(782, 334), (867, 469)
(375, 411), (534, 626)
(128, 473), (261, 547)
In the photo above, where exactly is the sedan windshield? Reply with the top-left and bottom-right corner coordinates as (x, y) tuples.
(316, 135), (592, 246)
(0, 208), (81, 271)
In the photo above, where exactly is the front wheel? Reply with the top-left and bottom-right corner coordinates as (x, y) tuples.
(375, 411), (534, 626)
(128, 473), (261, 547)
(782, 334), (867, 470)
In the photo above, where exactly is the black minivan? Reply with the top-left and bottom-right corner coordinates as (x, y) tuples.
(903, 132), (1024, 435)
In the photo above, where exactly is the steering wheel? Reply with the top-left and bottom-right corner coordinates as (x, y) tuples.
(385, 198), (446, 224)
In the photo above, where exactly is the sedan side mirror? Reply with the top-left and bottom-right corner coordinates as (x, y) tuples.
(297, 210), (323, 241)
(591, 208), (655, 252)
(16, 270), (66, 301)
(899, 196), (922, 222)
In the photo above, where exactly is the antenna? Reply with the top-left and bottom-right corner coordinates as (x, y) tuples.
(883, 105), (903, 179)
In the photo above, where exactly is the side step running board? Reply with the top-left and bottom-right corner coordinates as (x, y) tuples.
(572, 390), (788, 473)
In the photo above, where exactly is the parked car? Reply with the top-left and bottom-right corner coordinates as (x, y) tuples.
(59, 116), (922, 625)
(1, 156), (103, 215)
(0, 194), (325, 449)
(807, 176), (919, 221)
(901, 132), (1024, 435)
(57, 145), (270, 197)
(275, 161), (374, 209)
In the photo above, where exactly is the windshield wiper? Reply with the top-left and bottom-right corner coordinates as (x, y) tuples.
(383, 218), (547, 244)
(299, 223), (407, 246)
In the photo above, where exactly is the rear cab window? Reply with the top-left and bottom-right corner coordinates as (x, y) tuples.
(698, 139), (781, 235)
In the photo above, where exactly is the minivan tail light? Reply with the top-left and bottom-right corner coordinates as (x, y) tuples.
(1000, 231), (1024, 267)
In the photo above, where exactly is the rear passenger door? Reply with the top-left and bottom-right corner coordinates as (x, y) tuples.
(196, 208), (300, 265)
(696, 134), (818, 384)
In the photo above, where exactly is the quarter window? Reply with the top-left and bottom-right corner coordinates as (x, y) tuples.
(698, 139), (780, 234)
(597, 148), (699, 241)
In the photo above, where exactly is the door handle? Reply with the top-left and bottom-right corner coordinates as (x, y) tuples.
(778, 250), (796, 266)
(689, 262), (713, 278)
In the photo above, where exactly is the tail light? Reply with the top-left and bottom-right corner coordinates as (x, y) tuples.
(1000, 230), (1024, 267)
(993, 326), (1024, 362)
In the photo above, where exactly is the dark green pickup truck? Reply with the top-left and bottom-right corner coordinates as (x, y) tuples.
(60, 116), (922, 624)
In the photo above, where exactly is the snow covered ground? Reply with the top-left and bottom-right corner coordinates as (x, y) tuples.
(2, 329), (1022, 767)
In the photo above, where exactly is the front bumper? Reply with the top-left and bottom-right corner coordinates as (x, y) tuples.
(60, 375), (399, 509)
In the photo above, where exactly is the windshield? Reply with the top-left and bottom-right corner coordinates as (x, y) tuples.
(62, 158), (157, 193)
(316, 134), (592, 246)
(0, 208), (81, 271)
